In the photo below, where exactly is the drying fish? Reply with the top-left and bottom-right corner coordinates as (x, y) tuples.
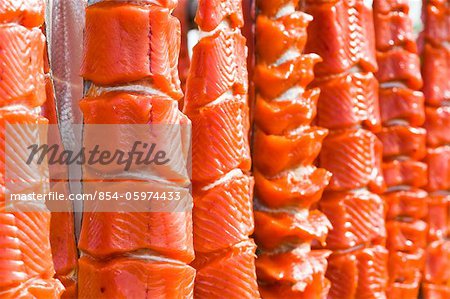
(195, 0), (243, 31)
(384, 189), (428, 220)
(378, 87), (424, 126)
(0, 0), (44, 27)
(81, 2), (182, 100)
(319, 190), (385, 250)
(386, 220), (428, 253)
(422, 43), (450, 107)
(382, 160), (428, 188)
(373, 11), (416, 53)
(426, 195), (449, 242)
(423, 106), (450, 147)
(314, 72), (381, 131)
(377, 125), (427, 160)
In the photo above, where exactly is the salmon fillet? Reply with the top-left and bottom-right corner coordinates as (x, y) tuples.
(319, 190), (386, 250)
(326, 245), (388, 299)
(423, 106), (450, 147)
(373, 11), (416, 52)
(426, 195), (449, 242)
(378, 87), (425, 126)
(422, 283), (450, 299)
(78, 256), (195, 299)
(81, 2), (182, 99)
(388, 249), (424, 285)
(314, 72), (381, 131)
(0, 25), (45, 108)
(192, 170), (254, 253)
(304, 0), (377, 75)
(422, 43), (450, 107)
(425, 146), (450, 192)
(382, 160), (428, 188)
(424, 240), (450, 285)
(377, 125), (427, 160)
(0, 0), (44, 28)
(195, 0), (243, 31)
(384, 189), (428, 220)
(422, 1), (450, 46)
(191, 240), (259, 298)
(386, 220), (428, 253)
(319, 129), (385, 192)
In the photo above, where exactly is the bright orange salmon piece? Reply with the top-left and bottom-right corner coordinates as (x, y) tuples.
(422, 2), (450, 46)
(304, 0), (377, 76)
(377, 125), (427, 160)
(320, 129), (385, 192)
(193, 170), (254, 253)
(373, 0), (410, 14)
(254, 210), (330, 251)
(253, 126), (327, 177)
(378, 87), (425, 126)
(315, 72), (381, 131)
(254, 166), (331, 209)
(81, 2), (182, 99)
(254, 88), (319, 135)
(375, 48), (422, 89)
(427, 195), (449, 242)
(192, 240), (259, 298)
(0, 26), (45, 108)
(382, 160), (428, 188)
(423, 106), (450, 147)
(188, 95), (251, 183)
(257, 249), (331, 299)
(326, 245), (388, 299)
(421, 43), (450, 107)
(384, 189), (428, 220)
(256, 12), (311, 65)
(254, 54), (320, 100)
(386, 220), (428, 253)
(195, 0), (243, 31)
(257, 0), (299, 19)
(0, 0), (45, 27)
(388, 249), (424, 285)
(386, 275), (421, 299)
(424, 240), (450, 285)
(319, 190), (385, 250)
(422, 283), (450, 299)
(374, 11), (416, 52)
(78, 256), (195, 299)
(426, 146), (450, 192)
(184, 29), (247, 109)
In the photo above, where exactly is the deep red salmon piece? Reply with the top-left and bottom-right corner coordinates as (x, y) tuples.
(378, 87), (424, 127)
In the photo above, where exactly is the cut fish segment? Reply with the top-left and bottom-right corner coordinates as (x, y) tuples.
(319, 190), (385, 250)
(304, 0), (377, 75)
(320, 129), (385, 192)
(193, 170), (254, 253)
(254, 88), (319, 136)
(423, 106), (450, 147)
(326, 245), (388, 299)
(192, 240), (260, 299)
(78, 256), (195, 299)
(422, 44), (450, 107)
(373, 11), (416, 52)
(254, 54), (320, 100)
(384, 189), (428, 220)
(375, 49), (422, 89)
(0, 25), (45, 108)
(373, 0), (410, 14)
(184, 29), (247, 109)
(0, 0), (45, 27)
(377, 125), (427, 160)
(425, 146), (450, 192)
(422, 283), (450, 299)
(81, 2), (182, 99)
(382, 160), (428, 188)
(254, 210), (331, 251)
(195, 0), (243, 31)
(257, 0), (299, 19)
(386, 220), (428, 253)
(424, 240), (450, 285)
(388, 249), (424, 285)
(188, 95), (250, 183)
(378, 87), (424, 126)
(426, 195), (449, 242)
(254, 166), (331, 209)
(257, 249), (331, 298)
(422, 2), (450, 46)
(315, 72), (381, 131)
(256, 12), (311, 65)
(253, 126), (327, 177)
